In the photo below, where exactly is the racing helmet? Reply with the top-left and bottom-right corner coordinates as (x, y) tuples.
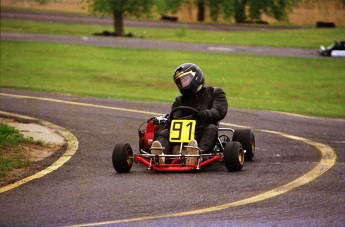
(173, 63), (205, 96)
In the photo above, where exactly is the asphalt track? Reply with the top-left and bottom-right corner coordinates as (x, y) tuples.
(0, 88), (344, 226)
(1, 9), (344, 226)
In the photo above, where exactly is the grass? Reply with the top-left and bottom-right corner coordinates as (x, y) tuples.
(0, 124), (34, 179)
(1, 41), (344, 118)
(1, 19), (345, 49)
(0, 124), (33, 146)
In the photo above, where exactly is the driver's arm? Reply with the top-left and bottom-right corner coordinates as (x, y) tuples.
(204, 88), (228, 123)
(171, 97), (183, 118)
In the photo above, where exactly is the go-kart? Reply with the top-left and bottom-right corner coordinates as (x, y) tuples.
(318, 41), (345, 57)
(112, 106), (255, 173)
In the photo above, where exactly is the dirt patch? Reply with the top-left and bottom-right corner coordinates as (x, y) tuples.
(0, 143), (62, 186)
(0, 118), (66, 187)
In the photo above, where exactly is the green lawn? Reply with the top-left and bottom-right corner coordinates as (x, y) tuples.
(1, 41), (344, 118)
(2, 19), (345, 49)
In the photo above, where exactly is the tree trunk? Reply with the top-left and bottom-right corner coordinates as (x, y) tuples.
(234, 0), (247, 23)
(197, 0), (205, 22)
(113, 9), (124, 36)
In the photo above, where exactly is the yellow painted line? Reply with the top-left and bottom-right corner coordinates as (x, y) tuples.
(70, 128), (336, 227)
(69, 125), (336, 227)
(271, 110), (345, 122)
(0, 111), (79, 194)
(0, 93), (337, 225)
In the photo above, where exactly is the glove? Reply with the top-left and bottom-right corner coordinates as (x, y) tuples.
(197, 110), (208, 122)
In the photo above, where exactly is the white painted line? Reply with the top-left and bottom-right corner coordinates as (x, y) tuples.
(207, 46), (235, 52)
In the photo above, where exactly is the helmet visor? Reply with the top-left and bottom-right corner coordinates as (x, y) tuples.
(174, 71), (196, 89)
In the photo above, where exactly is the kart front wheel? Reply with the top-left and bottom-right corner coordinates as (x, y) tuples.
(232, 129), (255, 161)
(224, 141), (244, 172)
(112, 143), (133, 173)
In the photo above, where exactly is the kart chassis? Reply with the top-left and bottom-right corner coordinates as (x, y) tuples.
(112, 106), (255, 173)
(134, 127), (235, 172)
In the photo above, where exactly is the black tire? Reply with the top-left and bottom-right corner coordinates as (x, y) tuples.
(224, 141), (244, 172)
(232, 129), (255, 161)
(112, 143), (133, 173)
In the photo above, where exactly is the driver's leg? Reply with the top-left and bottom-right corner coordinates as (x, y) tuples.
(156, 129), (172, 154)
(198, 124), (218, 154)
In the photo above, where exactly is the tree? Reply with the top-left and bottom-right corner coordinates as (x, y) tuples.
(195, 0), (233, 22)
(195, 0), (301, 23)
(90, 0), (184, 36)
(245, 0), (300, 23)
(208, 0), (234, 22)
(196, 0), (205, 21)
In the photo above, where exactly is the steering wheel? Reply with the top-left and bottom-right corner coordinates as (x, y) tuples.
(169, 106), (199, 121)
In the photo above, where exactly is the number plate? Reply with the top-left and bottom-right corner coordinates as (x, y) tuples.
(169, 120), (196, 143)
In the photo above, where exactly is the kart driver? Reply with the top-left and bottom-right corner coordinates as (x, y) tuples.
(151, 63), (228, 164)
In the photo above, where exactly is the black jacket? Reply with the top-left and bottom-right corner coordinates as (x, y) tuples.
(172, 86), (228, 124)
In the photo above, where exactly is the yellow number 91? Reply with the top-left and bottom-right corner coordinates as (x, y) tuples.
(169, 120), (196, 143)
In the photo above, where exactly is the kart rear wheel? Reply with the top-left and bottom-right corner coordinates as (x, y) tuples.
(232, 129), (255, 161)
(224, 141), (244, 172)
(112, 143), (133, 173)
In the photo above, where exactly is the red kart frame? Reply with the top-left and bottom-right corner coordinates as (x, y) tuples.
(134, 152), (223, 172)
